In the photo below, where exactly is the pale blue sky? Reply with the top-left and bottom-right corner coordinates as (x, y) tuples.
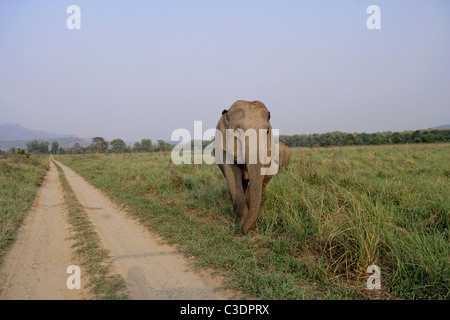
(1, 0), (449, 141)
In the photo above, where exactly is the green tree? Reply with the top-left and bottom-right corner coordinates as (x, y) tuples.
(403, 132), (413, 143)
(140, 139), (153, 152)
(434, 133), (444, 141)
(359, 132), (371, 145)
(90, 137), (109, 154)
(412, 130), (423, 143)
(392, 132), (403, 144)
(425, 133), (435, 143)
(72, 143), (83, 154)
(370, 136), (382, 145)
(110, 138), (127, 153)
(132, 142), (142, 153)
(40, 141), (49, 153)
(157, 140), (172, 152)
(342, 134), (356, 146)
(26, 140), (49, 154)
(26, 140), (39, 153)
(51, 141), (59, 154)
(355, 135), (364, 145)
(320, 138), (333, 147)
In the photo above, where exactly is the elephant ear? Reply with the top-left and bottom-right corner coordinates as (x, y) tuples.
(216, 109), (229, 152)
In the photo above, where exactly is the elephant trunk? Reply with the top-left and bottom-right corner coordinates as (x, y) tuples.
(241, 163), (264, 235)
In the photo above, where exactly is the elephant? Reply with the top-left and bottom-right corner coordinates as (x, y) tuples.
(215, 100), (281, 235)
(277, 142), (291, 170)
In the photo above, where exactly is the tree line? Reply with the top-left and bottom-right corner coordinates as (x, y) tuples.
(56, 137), (172, 154)
(2, 140), (60, 155)
(279, 129), (450, 148)
(2, 128), (449, 155)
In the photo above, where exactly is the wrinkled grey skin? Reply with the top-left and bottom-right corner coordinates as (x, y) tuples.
(216, 100), (279, 235)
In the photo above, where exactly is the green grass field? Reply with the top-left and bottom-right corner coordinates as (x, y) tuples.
(55, 144), (448, 299)
(0, 154), (49, 263)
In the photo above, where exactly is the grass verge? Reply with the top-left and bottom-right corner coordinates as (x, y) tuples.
(0, 154), (49, 263)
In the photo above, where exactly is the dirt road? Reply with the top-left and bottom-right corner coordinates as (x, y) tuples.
(0, 161), (85, 299)
(0, 159), (228, 300)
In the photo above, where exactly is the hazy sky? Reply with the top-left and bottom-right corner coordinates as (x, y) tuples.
(1, 0), (449, 141)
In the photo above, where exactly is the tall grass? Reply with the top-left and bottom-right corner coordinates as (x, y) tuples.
(0, 154), (49, 263)
(56, 144), (449, 299)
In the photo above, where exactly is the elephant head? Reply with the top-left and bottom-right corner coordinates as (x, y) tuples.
(216, 100), (277, 235)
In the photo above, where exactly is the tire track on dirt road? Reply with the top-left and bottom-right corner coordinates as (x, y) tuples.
(54, 160), (229, 300)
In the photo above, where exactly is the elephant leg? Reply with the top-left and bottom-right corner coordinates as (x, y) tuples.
(222, 164), (247, 227)
(243, 178), (250, 215)
(261, 174), (273, 195)
(240, 164), (250, 214)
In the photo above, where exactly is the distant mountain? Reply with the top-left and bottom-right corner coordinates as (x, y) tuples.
(0, 123), (89, 151)
(432, 124), (450, 129)
(0, 123), (74, 141)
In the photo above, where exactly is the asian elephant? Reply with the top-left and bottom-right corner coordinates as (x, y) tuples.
(215, 100), (281, 235)
(277, 142), (291, 170)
